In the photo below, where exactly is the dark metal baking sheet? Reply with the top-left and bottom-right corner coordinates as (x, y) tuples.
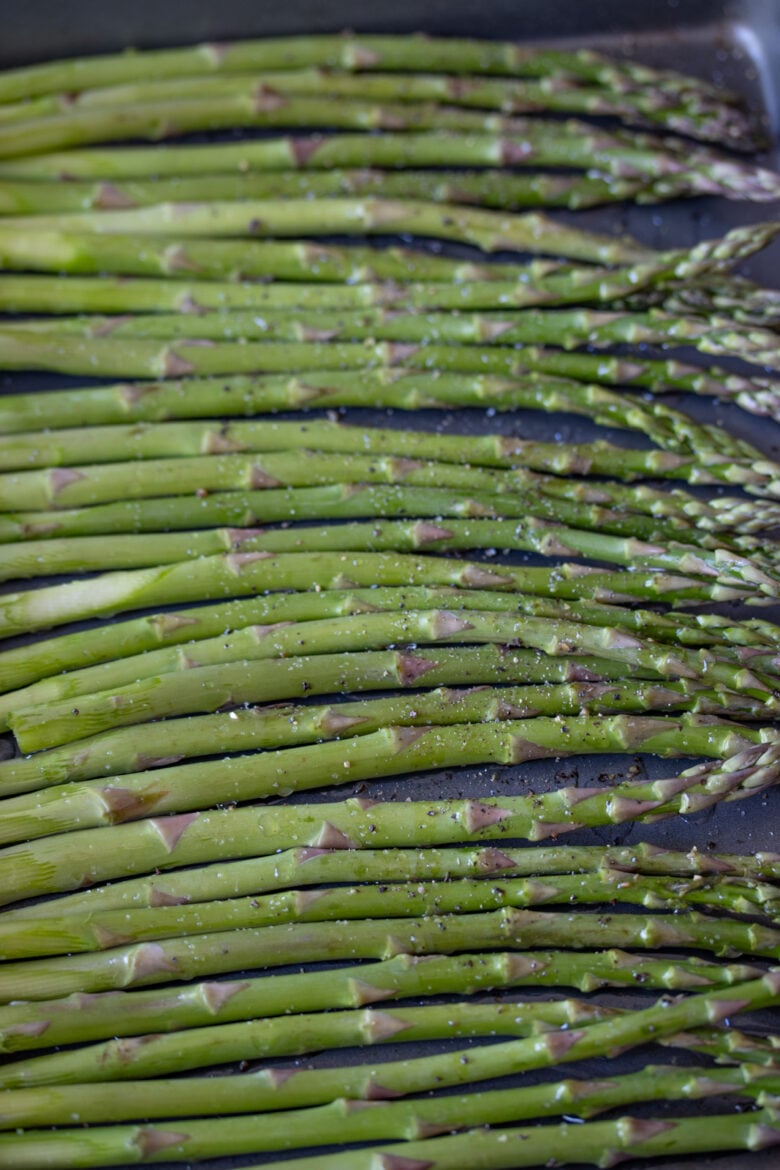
(0, 2), (778, 1169)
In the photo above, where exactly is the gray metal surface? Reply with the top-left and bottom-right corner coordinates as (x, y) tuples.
(0, 2), (778, 1169)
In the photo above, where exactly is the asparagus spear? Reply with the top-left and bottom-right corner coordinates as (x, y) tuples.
(0, 167), (675, 215)
(0, 88), (744, 164)
(3, 644), (652, 749)
(4, 868), (776, 961)
(0, 742), (776, 903)
(0, 35), (742, 107)
(0, 975), (774, 1084)
(0, 368), (774, 434)
(0, 906), (777, 1003)
(195, 1107), (780, 1170)
(6, 515), (774, 595)
(1, 486), (775, 560)
(0, 66), (759, 144)
(0, 437), (734, 505)
(8, 605), (773, 749)
(1, 384), (748, 469)
(1, 992), (772, 1086)
(0, 996), (623, 1085)
(0, 93), (651, 156)
(9, 591), (776, 705)
(0, 330), (769, 411)
(26, 304), (779, 370)
(2, 581), (770, 697)
(0, 416), (733, 477)
(3, 448), (775, 535)
(0, 217), (769, 306)
(0, 551), (751, 641)
(0, 156), (759, 208)
(0, 118), (773, 208)
(0, 216), (769, 288)
(0, 943), (766, 1058)
(0, 225), (569, 280)
(8, 840), (777, 922)
(0, 1064), (777, 1160)
(3, 680), (769, 795)
(0, 379), (766, 473)
(0, 199), (651, 265)
(6, 482), (770, 550)
(3, 714), (764, 838)
(0, 268), (702, 313)
(0, 486), (715, 559)
(4, 511), (776, 600)
(4, 269), (778, 335)
(0, 128), (757, 190)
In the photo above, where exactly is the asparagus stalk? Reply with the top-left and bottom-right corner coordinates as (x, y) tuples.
(0, 104), (755, 185)
(9, 591), (773, 700)
(8, 841), (777, 923)
(3, 714), (764, 839)
(0, 169), (668, 215)
(0, 368), (774, 435)
(1, 168), (687, 222)
(4, 868), (777, 961)
(2, 501), (719, 575)
(0, 126), (773, 209)
(8, 607), (773, 749)
(0, 373), (691, 464)
(0, 943), (766, 1059)
(0, 269), (701, 313)
(0, 215), (767, 281)
(0, 225), (571, 281)
(0, 743), (776, 904)
(0, 489), (774, 566)
(6, 515), (774, 594)
(3, 511), (776, 599)
(4, 271), (778, 339)
(0, 906), (777, 1003)
(0, 35), (744, 112)
(3, 444), (776, 528)
(0, 330), (770, 413)
(0, 219), (766, 314)
(3, 645), (654, 750)
(0, 66), (759, 144)
(0, 94), (659, 158)
(0, 431), (733, 511)
(3, 681), (770, 795)
(194, 1107), (780, 1170)
(1, 985), (775, 1088)
(0, 199), (651, 264)
(0, 80), (759, 179)
(0, 1064), (777, 1161)
(0, 415), (732, 477)
(3, 388), (747, 470)
(2, 581), (771, 697)
(0, 996), (623, 1086)
(0, 217), (770, 306)
(1, 991), (771, 1086)
(1, 418), (769, 504)
(26, 304), (779, 370)
(7, 482), (771, 550)
(0, 157), (762, 209)
(0, 92), (739, 165)
(0, 551), (752, 641)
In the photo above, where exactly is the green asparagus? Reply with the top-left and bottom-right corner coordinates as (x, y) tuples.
(0, 743), (776, 904)
(7, 840), (776, 922)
